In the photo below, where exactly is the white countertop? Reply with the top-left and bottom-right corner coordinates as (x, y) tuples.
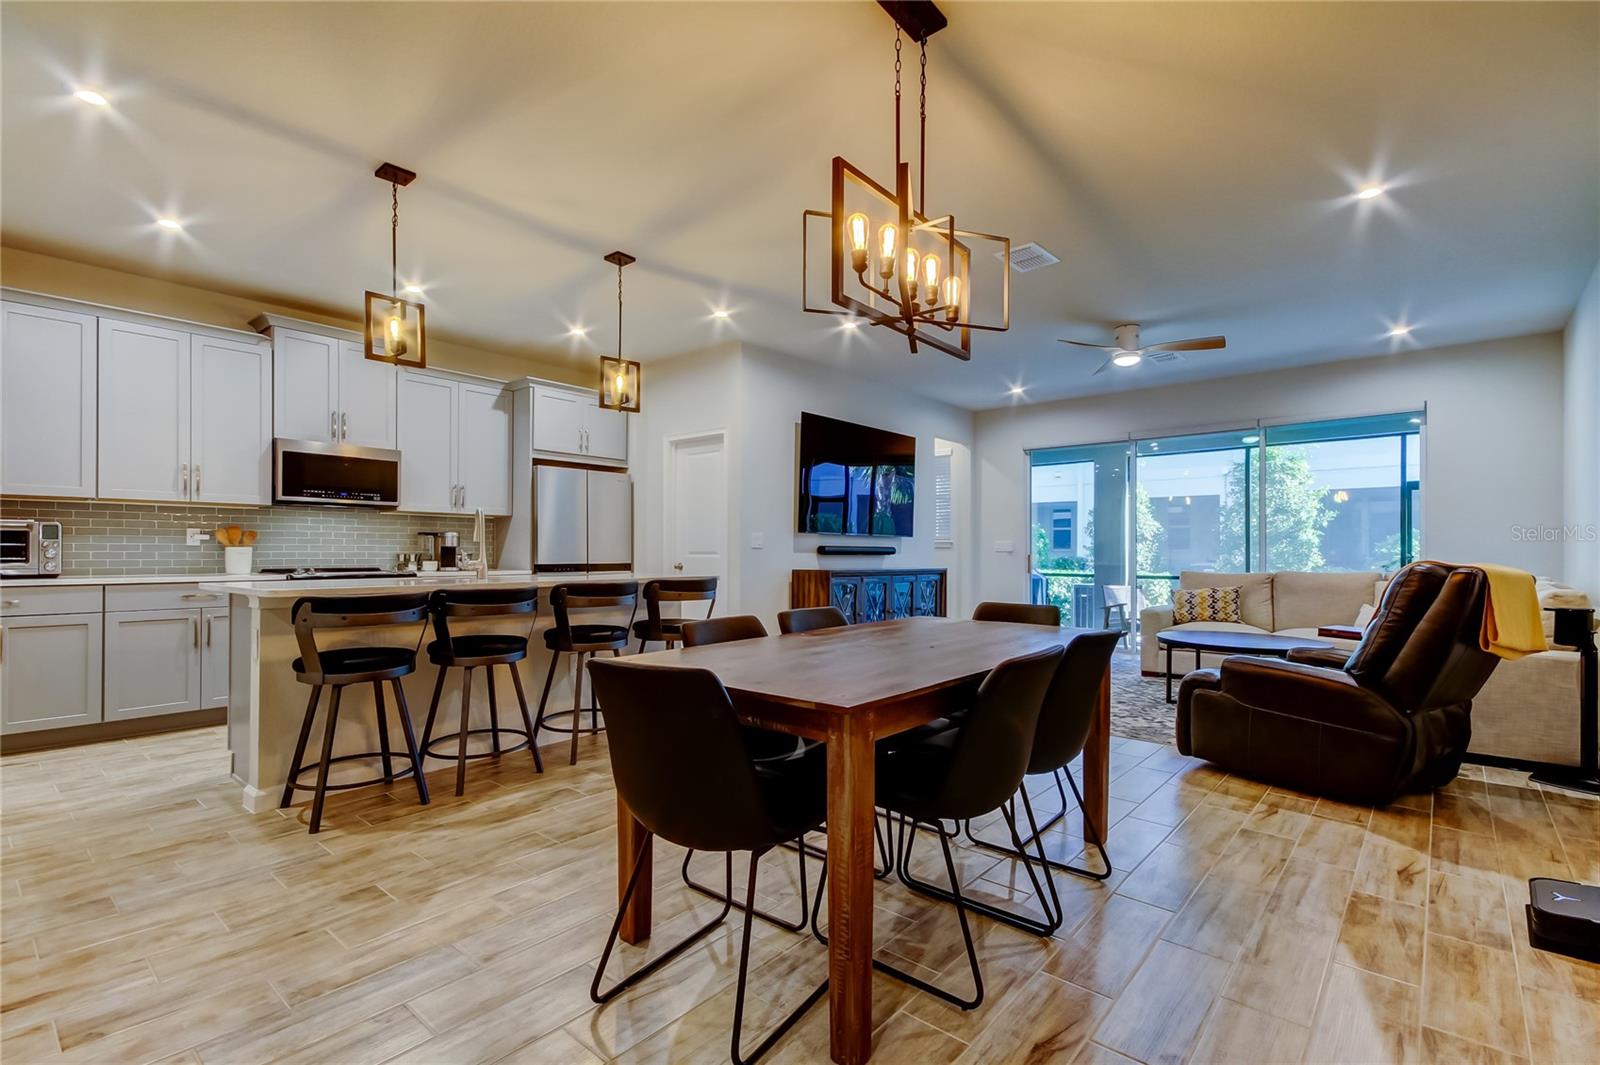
(200, 570), (567, 603)
(1, 571), (284, 588)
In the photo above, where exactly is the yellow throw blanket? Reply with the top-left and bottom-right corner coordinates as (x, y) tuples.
(1475, 563), (1548, 660)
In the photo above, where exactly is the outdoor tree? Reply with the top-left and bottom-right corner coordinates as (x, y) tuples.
(1215, 446), (1334, 571)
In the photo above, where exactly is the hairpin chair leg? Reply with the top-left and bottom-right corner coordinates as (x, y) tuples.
(731, 848), (829, 1065)
(811, 819), (984, 1010)
(592, 834), (734, 1004)
(682, 838), (809, 931)
(895, 798), (1064, 936)
(963, 766), (1111, 882)
(963, 768), (1069, 851)
(780, 811), (893, 880)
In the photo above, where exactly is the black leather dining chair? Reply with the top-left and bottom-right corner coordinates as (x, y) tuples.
(586, 658), (827, 1065)
(681, 614), (768, 648)
(281, 594), (432, 833)
(535, 581), (638, 765)
(420, 586), (542, 796)
(811, 645), (1064, 1010)
(972, 600), (1062, 626)
(633, 576), (718, 652)
(777, 606), (848, 634)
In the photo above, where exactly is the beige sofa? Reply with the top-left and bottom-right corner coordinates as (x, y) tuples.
(1141, 570), (1590, 767)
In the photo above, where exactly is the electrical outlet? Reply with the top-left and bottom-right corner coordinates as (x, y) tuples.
(186, 528), (212, 546)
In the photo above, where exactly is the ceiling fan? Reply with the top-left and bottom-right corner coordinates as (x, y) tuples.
(1058, 323), (1225, 375)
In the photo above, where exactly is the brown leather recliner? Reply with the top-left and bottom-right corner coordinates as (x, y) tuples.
(1176, 562), (1500, 804)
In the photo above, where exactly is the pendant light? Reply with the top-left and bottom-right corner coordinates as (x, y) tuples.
(363, 162), (426, 368)
(801, 1), (1010, 361)
(598, 250), (640, 413)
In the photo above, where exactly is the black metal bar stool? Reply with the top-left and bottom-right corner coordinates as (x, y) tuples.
(280, 594), (432, 833)
(419, 586), (543, 796)
(534, 581), (638, 765)
(632, 577), (718, 652)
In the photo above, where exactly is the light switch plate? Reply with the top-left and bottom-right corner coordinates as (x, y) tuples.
(750, 532), (765, 550)
(994, 539), (1015, 553)
(186, 528), (212, 546)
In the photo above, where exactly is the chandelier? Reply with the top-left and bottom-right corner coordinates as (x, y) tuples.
(363, 162), (426, 368)
(597, 251), (640, 412)
(802, 1), (1009, 361)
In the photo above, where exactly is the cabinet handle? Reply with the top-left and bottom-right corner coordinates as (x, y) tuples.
(192, 618), (200, 648)
(181, 463), (189, 495)
(181, 593), (219, 601)
(1, 625), (5, 663)
(1, 599), (19, 607)
(194, 464), (201, 497)
(331, 410), (339, 440)
(341, 412), (349, 440)
(206, 616), (213, 647)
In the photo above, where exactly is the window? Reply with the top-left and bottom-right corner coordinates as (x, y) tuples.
(931, 441), (954, 546)
(1051, 506), (1076, 551)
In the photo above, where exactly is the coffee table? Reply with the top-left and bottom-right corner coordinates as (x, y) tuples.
(1156, 630), (1334, 703)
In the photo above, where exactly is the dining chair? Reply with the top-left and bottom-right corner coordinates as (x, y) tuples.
(586, 658), (827, 1064)
(633, 576), (718, 652)
(535, 581), (639, 765)
(1101, 584), (1134, 647)
(419, 586), (542, 796)
(972, 600), (1062, 626)
(777, 606), (848, 634)
(681, 614), (768, 647)
(811, 645), (1064, 1009)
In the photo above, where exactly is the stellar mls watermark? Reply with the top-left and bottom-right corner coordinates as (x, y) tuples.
(1509, 523), (1598, 543)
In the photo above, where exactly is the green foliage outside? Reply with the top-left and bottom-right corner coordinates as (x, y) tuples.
(1214, 447), (1334, 572)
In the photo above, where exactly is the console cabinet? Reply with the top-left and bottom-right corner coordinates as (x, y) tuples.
(790, 568), (947, 624)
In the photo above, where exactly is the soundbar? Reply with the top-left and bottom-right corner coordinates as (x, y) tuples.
(817, 544), (897, 556)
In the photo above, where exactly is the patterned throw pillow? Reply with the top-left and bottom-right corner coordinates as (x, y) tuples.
(1172, 586), (1243, 625)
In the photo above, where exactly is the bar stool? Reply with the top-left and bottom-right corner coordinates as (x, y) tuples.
(534, 581), (639, 765)
(280, 594), (432, 833)
(632, 577), (718, 652)
(419, 586), (543, 797)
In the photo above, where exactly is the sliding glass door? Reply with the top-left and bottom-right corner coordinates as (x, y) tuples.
(1028, 442), (1133, 626)
(1133, 428), (1258, 607)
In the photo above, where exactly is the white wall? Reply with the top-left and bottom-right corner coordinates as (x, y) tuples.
(973, 333), (1568, 604)
(1563, 262), (1600, 599)
(632, 342), (976, 625)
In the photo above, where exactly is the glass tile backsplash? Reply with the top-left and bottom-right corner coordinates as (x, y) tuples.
(0, 500), (496, 575)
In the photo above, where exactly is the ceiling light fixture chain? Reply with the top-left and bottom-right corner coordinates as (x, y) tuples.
(616, 257), (624, 365)
(893, 28), (903, 170)
(390, 181), (399, 297)
(918, 37), (927, 210)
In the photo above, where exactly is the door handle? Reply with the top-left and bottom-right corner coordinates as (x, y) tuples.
(674, 562), (684, 572)
(341, 412), (349, 440)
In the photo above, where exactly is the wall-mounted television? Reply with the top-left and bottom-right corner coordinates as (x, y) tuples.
(797, 412), (915, 537)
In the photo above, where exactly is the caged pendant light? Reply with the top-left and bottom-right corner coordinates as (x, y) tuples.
(801, 1), (1010, 361)
(597, 251), (641, 413)
(363, 162), (426, 368)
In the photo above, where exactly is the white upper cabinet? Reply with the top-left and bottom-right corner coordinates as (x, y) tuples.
(584, 402), (629, 462)
(457, 381), (512, 515)
(337, 340), (398, 449)
(98, 318), (191, 502)
(271, 328), (340, 442)
(268, 326), (396, 447)
(397, 371), (457, 513)
(191, 335), (272, 505)
(0, 301), (97, 498)
(529, 384), (628, 462)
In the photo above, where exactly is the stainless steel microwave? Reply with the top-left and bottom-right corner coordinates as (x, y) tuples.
(0, 519), (63, 577)
(273, 438), (401, 508)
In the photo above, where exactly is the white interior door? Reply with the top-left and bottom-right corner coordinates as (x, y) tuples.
(664, 432), (728, 592)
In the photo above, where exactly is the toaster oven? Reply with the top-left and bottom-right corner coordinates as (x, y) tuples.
(0, 519), (64, 577)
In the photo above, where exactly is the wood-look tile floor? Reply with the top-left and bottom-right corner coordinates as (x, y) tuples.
(2, 726), (1596, 1064)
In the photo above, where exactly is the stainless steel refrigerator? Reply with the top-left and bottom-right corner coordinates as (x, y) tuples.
(531, 465), (633, 573)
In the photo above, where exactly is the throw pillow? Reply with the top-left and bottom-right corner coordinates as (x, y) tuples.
(1173, 586), (1243, 625)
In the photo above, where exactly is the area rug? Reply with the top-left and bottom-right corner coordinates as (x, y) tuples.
(1109, 648), (1177, 745)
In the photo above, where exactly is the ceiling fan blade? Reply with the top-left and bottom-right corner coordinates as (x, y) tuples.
(1146, 335), (1226, 353)
(1090, 358), (1114, 376)
(1058, 339), (1116, 352)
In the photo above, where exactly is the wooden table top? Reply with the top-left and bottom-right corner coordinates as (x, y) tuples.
(628, 616), (1096, 713)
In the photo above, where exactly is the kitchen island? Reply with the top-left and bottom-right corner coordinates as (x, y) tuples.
(203, 572), (633, 813)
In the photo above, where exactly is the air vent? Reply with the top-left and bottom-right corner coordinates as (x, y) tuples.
(1000, 242), (1060, 273)
(1145, 350), (1185, 364)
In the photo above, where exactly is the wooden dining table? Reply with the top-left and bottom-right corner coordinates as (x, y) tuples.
(615, 616), (1112, 1065)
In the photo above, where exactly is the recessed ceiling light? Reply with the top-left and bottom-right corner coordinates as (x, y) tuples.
(840, 319), (858, 331)
(1356, 183), (1387, 200)
(1387, 324), (1412, 337)
(710, 308), (731, 320)
(156, 217), (183, 231)
(1008, 385), (1025, 396)
(73, 88), (108, 107)
(567, 325), (589, 338)
(402, 283), (424, 295)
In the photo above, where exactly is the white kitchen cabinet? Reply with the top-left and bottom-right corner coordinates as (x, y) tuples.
(268, 326), (396, 447)
(337, 340), (398, 449)
(530, 384), (627, 462)
(0, 301), (98, 498)
(104, 608), (203, 720)
(397, 371), (458, 513)
(98, 318), (192, 502)
(201, 606), (230, 709)
(192, 334), (272, 505)
(0, 613), (103, 734)
(397, 370), (512, 516)
(457, 381), (512, 515)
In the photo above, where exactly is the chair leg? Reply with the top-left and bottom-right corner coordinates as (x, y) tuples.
(280, 685), (320, 809)
(508, 660), (543, 773)
(373, 681), (394, 783)
(569, 652), (583, 766)
(308, 686), (343, 834)
(897, 800), (1064, 936)
(534, 648), (558, 739)
(963, 767), (1110, 883)
(681, 839), (810, 932)
(420, 667), (447, 761)
(486, 664), (502, 755)
(455, 665), (473, 797)
(812, 822), (984, 1010)
(731, 848), (829, 1065)
(390, 679), (430, 806)
(591, 833), (733, 1004)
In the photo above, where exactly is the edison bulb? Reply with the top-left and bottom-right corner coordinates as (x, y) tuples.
(901, 247), (920, 303)
(846, 212), (869, 274)
(385, 312), (407, 357)
(878, 223), (898, 279)
(942, 275), (962, 322)
(921, 253), (941, 304)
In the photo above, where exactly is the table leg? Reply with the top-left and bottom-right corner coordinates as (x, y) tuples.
(617, 793), (653, 945)
(1081, 666), (1111, 844)
(1165, 644), (1174, 703)
(826, 717), (876, 1065)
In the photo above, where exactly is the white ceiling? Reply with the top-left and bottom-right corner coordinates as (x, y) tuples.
(3, 2), (1596, 410)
